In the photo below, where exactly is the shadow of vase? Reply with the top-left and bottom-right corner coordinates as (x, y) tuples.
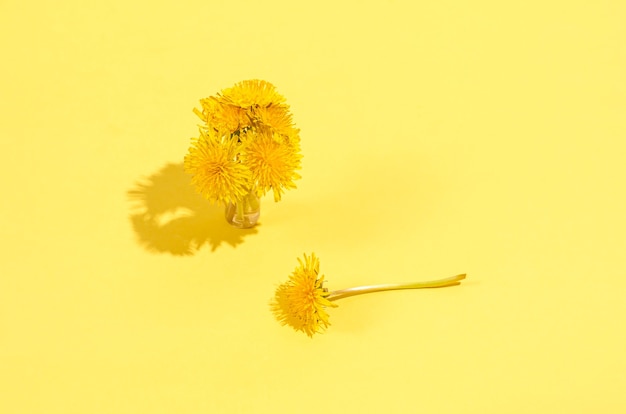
(127, 162), (258, 255)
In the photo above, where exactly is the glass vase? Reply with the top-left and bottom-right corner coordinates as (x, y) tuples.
(225, 190), (260, 229)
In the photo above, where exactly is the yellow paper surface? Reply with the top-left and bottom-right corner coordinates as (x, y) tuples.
(1, 1), (625, 412)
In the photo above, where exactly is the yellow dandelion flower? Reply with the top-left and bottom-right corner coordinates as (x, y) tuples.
(220, 79), (286, 108)
(243, 129), (302, 201)
(183, 131), (251, 205)
(270, 253), (338, 338)
(271, 253), (468, 337)
(194, 97), (250, 134)
(252, 104), (300, 139)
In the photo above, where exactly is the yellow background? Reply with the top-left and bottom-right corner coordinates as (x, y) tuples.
(1, 1), (625, 412)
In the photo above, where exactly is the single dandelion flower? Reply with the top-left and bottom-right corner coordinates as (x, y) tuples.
(183, 130), (251, 205)
(251, 104), (299, 138)
(220, 79), (286, 108)
(243, 129), (302, 201)
(270, 253), (337, 337)
(271, 253), (467, 337)
(194, 97), (250, 134)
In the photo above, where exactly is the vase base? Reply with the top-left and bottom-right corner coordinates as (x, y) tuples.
(225, 204), (260, 229)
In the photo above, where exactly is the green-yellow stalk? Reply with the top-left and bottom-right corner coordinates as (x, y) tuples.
(326, 274), (466, 301)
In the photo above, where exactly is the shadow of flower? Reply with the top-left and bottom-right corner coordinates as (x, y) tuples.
(128, 163), (258, 255)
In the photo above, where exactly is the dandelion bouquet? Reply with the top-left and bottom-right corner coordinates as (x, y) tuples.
(184, 80), (302, 227)
(271, 253), (466, 337)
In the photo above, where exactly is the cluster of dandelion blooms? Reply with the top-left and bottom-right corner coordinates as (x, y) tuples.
(184, 80), (302, 205)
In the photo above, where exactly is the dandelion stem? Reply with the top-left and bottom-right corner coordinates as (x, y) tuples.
(326, 274), (466, 302)
(236, 199), (245, 223)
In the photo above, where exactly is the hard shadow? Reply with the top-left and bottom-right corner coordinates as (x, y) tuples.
(127, 163), (258, 255)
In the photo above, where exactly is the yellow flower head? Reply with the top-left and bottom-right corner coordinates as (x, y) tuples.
(220, 79), (286, 108)
(243, 129), (302, 201)
(251, 104), (299, 139)
(183, 130), (251, 205)
(271, 253), (338, 337)
(194, 97), (250, 134)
